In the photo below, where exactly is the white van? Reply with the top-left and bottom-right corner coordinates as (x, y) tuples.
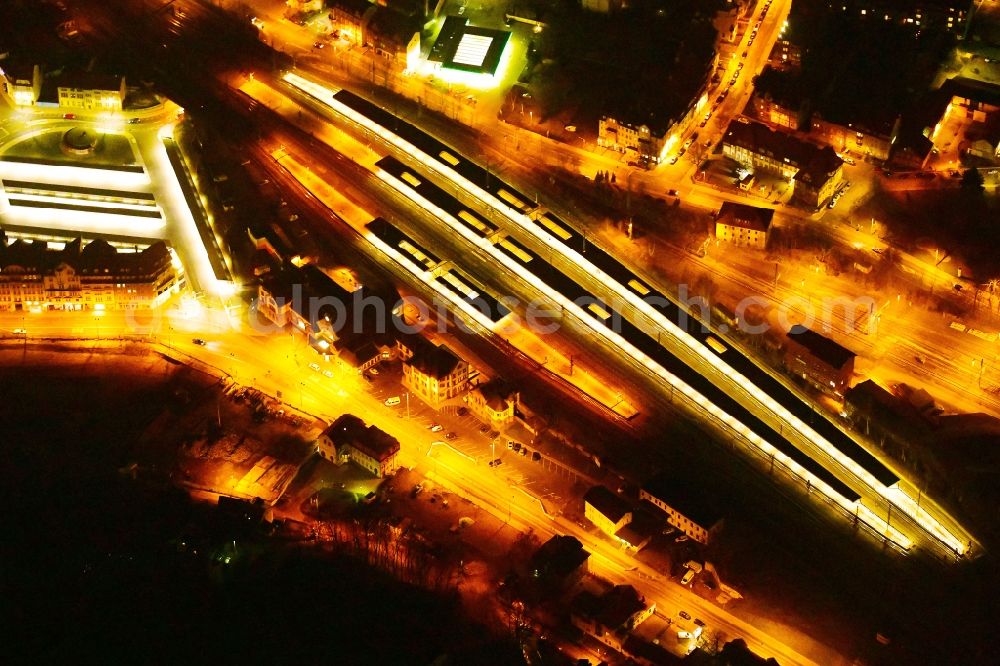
(384, 396), (401, 407)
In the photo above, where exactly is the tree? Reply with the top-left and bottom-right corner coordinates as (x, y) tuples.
(961, 168), (985, 193)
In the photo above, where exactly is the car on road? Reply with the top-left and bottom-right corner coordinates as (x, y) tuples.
(669, 155), (679, 165)
(675, 534), (690, 543)
(63, 113), (76, 119)
(667, 189), (678, 196)
(478, 423), (490, 433)
(127, 117), (142, 124)
(309, 363), (321, 372)
(681, 569), (696, 585)
(429, 424), (444, 432)
(367, 366), (379, 376)
(488, 458), (502, 467)
(445, 432), (458, 440)
(385, 396), (401, 406)
(313, 41), (325, 49)
(531, 451), (541, 462)
(323, 370), (334, 379)
(679, 611), (692, 621)
(192, 338), (207, 346)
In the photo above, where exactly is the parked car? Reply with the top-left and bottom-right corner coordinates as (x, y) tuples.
(681, 569), (696, 585)
(430, 424), (444, 432)
(679, 611), (692, 621)
(323, 370), (334, 379)
(192, 338), (207, 346)
(309, 363), (321, 372)
(488, 458), (502, 467)
(385, 396), (401, 406)
(445, 432), (458, 440)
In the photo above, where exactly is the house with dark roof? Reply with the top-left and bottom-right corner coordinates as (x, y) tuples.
(0, 63), (42, 106)
(722, 119), (843, 208)
(529, 535), (590, 590)
(714, 202), (773, 250)
(400, 335), (469, 408)
(0, 232), (177, 311)
(571, 584), (654, 652)
(613, 504), (660, 553)
(584, 485), (633, 537)
(256, 263), (394, 358)
(784, 324), (856, 395)
(317, 414), (400, 477)
(37, 70), (126, 111)
(467, 377), (520, 429)
(639, 473), (725, 544)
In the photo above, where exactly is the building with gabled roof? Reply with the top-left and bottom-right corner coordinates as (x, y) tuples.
(0, 232), (177, 311)
(722, 119), (843, 208)
(317, 414), (400, 477)
(584, 485), (632, 537)
(715, 202), (773, 250)
(529, 535), (590, 590)
(640, 473), (725, 544)
(467, 377), (520, 429)
(785, 324), (856, 395)
(571, 584), (654, 652)
(400, 335), (469, 408)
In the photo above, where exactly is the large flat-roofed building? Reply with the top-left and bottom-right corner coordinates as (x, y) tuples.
(584, 485), (632, 537)
(785, 324), (856, 395)
(0, 234), (178, 312)
(400, 336), (469, 408)
(317, 414), (400, 478)
(639, 473), (724, 544)
(722, 119), (844, 208)
(715, 202), (773, 250)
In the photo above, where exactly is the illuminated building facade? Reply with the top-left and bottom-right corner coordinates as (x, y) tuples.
(570, 585), (654, 653)
(0, 64), (42, 106)
(400, 336), (469, 408)
(722, 119), (843, 208)
(0, 234), (177, 312)
(45, 72), (127, 112)
(597, 117), (669, 165)
(714, 202), (773, 250)
(467, 378), (519, 430)
(784, 324), (856, 395)
(583, 485), (632, 537)
(639, 473), (724, 544)
(317, 414), (400, 478)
